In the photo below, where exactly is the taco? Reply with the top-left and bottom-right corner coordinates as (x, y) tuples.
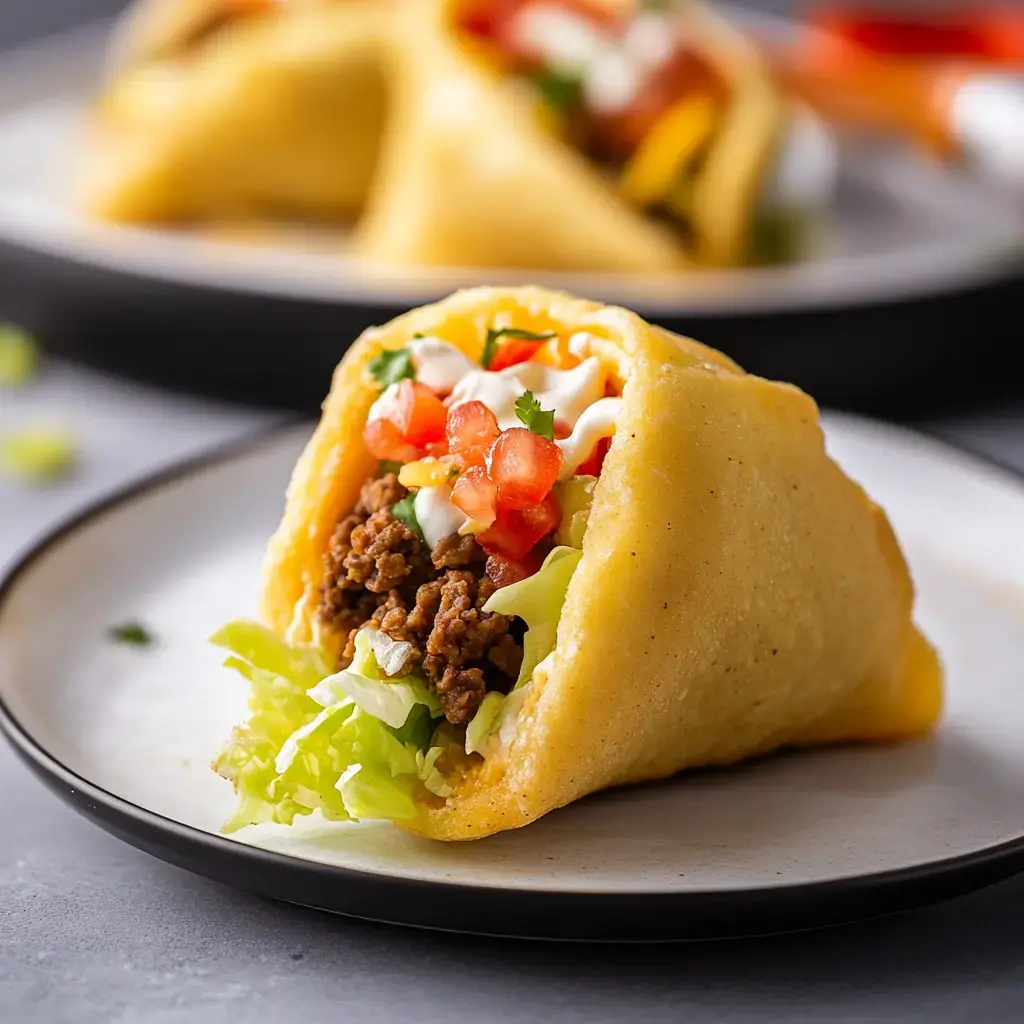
(357, 0), (831, 269)
(81, 0), (390, 222)
(211, 286), (942, 842)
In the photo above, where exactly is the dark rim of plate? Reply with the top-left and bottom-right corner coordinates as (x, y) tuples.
(2, 420), (1024, 942)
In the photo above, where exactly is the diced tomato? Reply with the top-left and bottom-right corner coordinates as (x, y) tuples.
(425, 438), (450, 459)
(488, 427), (563, 510)
(517, 489), (562, 539)
(478, 491), (561, 560)
(486, 551), (541, 589)
(489, 338), (545, 372)
(575, 435), (612, 477)
(363, 417), (423, 463)
(458, 0), (524, 41)
(446, 401), (500, 469)
(451, 465), (498, 528)
(396, 380), (447, 448)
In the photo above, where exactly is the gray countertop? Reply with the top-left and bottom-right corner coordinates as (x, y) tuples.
(2, 362), (1024, 1023)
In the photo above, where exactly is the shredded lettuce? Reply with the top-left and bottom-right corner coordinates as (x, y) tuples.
(416, 746), (454, 797)
(484, 546), (582, 688)
(470, 546), (583, 754)
(554, 476), (597, 549)
(465, 692), (504, 755)
(309, 627), (440, 728)
(211, 622), (443, 832)
(213, 542), (585, 829)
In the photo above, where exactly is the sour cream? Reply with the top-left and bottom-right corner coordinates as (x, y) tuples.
(622, 12), (676, 72)
(511, 2), (646, 115)
(408, 337), (479, 394)
(367, 381), (402, 423)
(414, 485), (470, 549)
(511, 3), (609, 74)
(556, 397), (622, 479)
(449, 357), (607, 432)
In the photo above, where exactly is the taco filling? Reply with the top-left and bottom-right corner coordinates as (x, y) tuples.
(444, 0), (835, 265)
(456, 0), (727, 241)
(212, 323), (619, 830)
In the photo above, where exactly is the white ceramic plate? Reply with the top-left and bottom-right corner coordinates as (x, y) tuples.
(0, 24), (1021, 318)
(2, 415), (1024, 940)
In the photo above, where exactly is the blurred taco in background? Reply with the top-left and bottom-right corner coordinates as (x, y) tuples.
(357, 0), (835, 270)
(81, 0), (391, 223)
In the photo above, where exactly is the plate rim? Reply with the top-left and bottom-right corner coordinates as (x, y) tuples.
(0, 23), (1021, 318)
(3, 417), (1024, 941)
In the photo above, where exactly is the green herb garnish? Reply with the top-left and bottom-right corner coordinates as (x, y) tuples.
(379, 460), (404, 477)
(530, 69), (583, 113)
(107, 621), (155, 647)
(368, 347), (415, 389)
(515, 390), (556, 441)
(482, 327), (556, 369)
(0, 325), (38, 387)
(446, 466), (460, 482)
(0, 425), (77, 483)
(391, 494), (425, 542)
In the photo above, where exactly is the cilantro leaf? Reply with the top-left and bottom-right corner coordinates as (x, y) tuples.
(107, 621), (155, 647)
(531, 69), (583, 113)
(391, 494), (425, 542)
(368, 347), (415, 389)
(515, 390), (556, 441)
(482, 327), (556, 369)
(481, 333), (500, 369)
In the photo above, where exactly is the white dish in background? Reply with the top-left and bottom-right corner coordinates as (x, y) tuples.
(0, 23), (1020, 318)
(1, 414), (1024, 940)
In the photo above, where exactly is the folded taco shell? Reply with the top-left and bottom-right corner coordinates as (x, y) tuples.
(261, 285), (942, 840)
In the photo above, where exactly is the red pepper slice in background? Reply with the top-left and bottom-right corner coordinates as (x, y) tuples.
(807, 4), (1024, 66)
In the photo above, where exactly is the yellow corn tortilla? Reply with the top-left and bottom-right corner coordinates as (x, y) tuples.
(260, 285), (942, 841)
(81, 1), (390, 223)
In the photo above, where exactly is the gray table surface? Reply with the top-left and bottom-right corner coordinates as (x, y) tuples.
(2, 363), (1024, 1024)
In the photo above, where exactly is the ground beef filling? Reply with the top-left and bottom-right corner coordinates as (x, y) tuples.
(318, 474), (524, 725)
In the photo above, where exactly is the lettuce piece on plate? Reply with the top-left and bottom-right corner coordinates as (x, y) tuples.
(0, 425), (77, 482)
